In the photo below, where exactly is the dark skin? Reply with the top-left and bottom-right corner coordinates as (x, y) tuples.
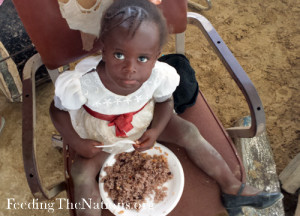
(50, 101), (102, 158)
(49, 95), (173, 157)
(97, 21), (171, 152)
(134, 97), (173, 151)
(50, 18), (262, 216)
(51, 21), (171, 157)
(49, 95), (173, 155)
(50, 21), (177, 216)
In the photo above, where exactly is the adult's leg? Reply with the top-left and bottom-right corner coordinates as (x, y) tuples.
(71, 150), (109, 216)
(157, 113), (260, 195)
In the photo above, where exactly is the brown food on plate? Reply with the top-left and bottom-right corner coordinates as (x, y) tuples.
(101, 151), (173, 210)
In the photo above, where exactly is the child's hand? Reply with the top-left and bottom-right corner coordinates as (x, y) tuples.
(133, 129), (159, 152)
(71, 137), (103, 158)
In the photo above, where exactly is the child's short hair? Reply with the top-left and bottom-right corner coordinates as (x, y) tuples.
(100, 0), (168, 48)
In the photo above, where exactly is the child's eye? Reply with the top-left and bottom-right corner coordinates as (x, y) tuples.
(138, 56), (148, 63)
(114, 53), (125, 60)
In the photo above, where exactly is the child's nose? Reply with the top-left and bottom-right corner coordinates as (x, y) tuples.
(123, 59), (136, 75)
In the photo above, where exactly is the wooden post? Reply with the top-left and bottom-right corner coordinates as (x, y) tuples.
(234, 116), (284, 216)
(0, 41), (22, 102)
(279, 153), (300, 194)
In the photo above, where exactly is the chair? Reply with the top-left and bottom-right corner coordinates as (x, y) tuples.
(14, 0), (265, 215)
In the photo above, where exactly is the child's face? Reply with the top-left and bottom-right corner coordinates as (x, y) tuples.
(102, 21), (161, 95)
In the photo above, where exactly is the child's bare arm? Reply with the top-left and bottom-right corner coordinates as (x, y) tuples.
(49, 101), (102, 158)
(134, 97), (174, 151)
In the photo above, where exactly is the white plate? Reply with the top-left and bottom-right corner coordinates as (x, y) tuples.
(99, 143), (184, 216)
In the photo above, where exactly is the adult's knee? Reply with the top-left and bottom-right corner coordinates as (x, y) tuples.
(178, 120), (200, 144)
(70, 157), (98, 185)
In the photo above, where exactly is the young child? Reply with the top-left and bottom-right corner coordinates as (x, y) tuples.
(50, 0), (282, 215)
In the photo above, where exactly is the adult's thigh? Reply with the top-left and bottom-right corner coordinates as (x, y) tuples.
(158, 114), (199, 147)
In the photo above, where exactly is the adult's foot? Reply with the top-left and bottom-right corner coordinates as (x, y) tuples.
(221, 183), (283, 209)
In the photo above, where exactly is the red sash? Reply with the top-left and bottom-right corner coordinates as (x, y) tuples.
(83, 103), (148, 137)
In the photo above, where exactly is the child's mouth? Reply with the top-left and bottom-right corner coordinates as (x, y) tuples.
(121, 79), (138, 85)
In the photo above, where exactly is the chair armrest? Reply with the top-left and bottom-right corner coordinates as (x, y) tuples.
(22, 53), (66, 200)
(187, 12), (265, 138)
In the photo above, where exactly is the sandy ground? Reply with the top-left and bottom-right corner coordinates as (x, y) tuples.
(0, 0), (299, 215)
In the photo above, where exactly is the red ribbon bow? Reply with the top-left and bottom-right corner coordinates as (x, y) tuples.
(83, 104), (147, 137)
(107, 114), (134, 137)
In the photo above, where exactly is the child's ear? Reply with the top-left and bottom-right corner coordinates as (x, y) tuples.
(99, 39), (106, 61)
(102, 50), (106, 62)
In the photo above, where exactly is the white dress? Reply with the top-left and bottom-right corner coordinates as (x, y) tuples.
(54, 55), (180, 154)
(58, 0), (113, 37)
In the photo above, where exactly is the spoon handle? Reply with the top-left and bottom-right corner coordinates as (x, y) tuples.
(95, 140), (135, 148)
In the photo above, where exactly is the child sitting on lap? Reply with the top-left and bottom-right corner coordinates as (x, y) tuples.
(50, 0), (282, 215)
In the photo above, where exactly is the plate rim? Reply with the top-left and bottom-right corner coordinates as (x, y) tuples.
(99, 142), (184, 216)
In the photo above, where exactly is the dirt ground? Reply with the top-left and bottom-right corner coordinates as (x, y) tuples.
(0, 0), (299, 215)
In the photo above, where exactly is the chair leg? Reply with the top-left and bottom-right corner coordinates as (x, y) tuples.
(63, 142), (77, 216)
(22, 53), (65, 200)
